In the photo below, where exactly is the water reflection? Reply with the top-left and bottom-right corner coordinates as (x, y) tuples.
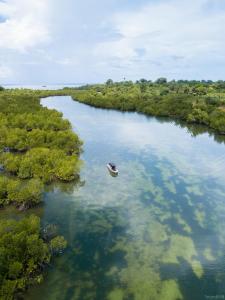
(45, 176), (85, 194)
(21, 96), (225, 299)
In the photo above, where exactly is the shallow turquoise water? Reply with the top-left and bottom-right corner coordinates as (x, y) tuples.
(19, 96), (225, 299)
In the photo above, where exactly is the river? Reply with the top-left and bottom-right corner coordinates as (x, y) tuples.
(13, 96), (225, 299)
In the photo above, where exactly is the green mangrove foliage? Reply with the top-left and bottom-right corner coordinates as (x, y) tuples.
(0, 176), (43, 208)
(68, 79), (225, 134)
(0, 90), (82, 208)
(0, 90), (78, 298)
(0, 215), (67, 299)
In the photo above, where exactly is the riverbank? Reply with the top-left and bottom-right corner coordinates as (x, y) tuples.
(0, 90), (82, 299)
(67, 80), (225, 135)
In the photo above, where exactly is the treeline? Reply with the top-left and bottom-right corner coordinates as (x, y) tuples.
(0, 215), (67, 299)
(69, 79), (225, 134)
(0, 90), (82, 209)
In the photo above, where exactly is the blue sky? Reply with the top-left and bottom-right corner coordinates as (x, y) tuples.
(0, 0), (225, 84)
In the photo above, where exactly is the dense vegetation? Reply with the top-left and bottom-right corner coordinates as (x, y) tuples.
(67, 79), (225, 134)
(0, 89), (82, 209)
(0, 88), (81, 298)
(0, 215), (67, 299)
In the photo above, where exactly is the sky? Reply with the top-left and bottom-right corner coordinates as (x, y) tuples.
(0, 0), (225, 84)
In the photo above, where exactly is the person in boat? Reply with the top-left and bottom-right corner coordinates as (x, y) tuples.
(109, 163), (116, 171)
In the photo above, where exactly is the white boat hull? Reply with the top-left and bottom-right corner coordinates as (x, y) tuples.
(107, 164), (118, 175)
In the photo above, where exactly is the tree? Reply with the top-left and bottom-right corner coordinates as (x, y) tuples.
(155, 77), (167, 84)
(187, 108), (209, 124)
(139, 78), (148, 84)
(106, 79), (114, 85)
(210, 109), (225, 133)
(50, 236), (67, 254)
(140, 83), (147, 93)
(2, 178), (44, 208)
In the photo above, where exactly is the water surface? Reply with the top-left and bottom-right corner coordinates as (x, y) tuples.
(20, 96), (225, 299)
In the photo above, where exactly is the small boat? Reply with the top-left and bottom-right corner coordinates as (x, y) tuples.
(107, 162), (118, 176)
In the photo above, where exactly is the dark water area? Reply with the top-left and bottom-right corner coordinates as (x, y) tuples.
(2, 96), (225, 300)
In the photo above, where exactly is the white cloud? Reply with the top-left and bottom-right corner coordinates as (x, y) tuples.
(0, 0), (51, 51)
(93, 0), (225, 79)
(0, 0), (225, 83)
(56, 58), (78, 66)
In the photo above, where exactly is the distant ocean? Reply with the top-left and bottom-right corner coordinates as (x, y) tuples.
(2, 83), (86, 90)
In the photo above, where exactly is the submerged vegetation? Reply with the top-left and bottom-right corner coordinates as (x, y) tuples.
(68, 79), (225, 134)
